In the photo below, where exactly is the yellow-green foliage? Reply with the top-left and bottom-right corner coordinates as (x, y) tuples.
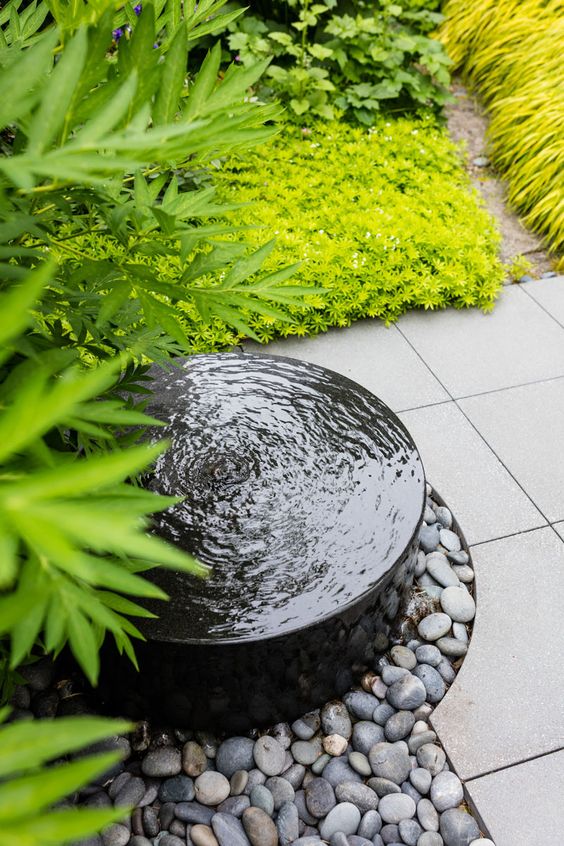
(210, 117), (504, 341)
(441, 0), (564, 257)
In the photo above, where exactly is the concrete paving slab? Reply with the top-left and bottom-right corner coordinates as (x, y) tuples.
(398, 402), (545, 544)
(521, 275), (564, 327)
(244, 319), (449, 412)
(460, 378), (564, 522)
(465, 750), (564, 846)
(397, 285), (564, 397)
(553, 522), (564, 541)
(431, 528), (564, 781)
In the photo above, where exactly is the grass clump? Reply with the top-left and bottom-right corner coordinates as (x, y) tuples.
(441, 0), (564, 259)
(211, 116), (505, 341)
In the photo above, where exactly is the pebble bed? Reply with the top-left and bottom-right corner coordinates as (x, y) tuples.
(12, 486), (495, 846)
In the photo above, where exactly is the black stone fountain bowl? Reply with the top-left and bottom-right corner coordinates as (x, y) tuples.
(100, 352), (425, 731)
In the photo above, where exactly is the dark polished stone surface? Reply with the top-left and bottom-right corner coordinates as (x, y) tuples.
(101, 353), (425, 730)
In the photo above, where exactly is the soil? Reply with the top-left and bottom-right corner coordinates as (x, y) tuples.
(445, 81), (555, 281)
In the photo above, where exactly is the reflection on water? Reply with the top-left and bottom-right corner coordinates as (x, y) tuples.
(141, 353), (424, 643)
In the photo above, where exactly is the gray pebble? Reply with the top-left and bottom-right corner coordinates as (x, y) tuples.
(358, 809), (382, 838)
(211, 812), (251, 846)
(321, 700), (352, 739)
(311, 752), (331, 774)
(440, 808), (480, 846)
(412, 665), (446, 704)
(410, 767), (432, 794)
(250, 784), (274, 816)
(367, 777), (401, 797)
(335, 781), (379, 812)
(419, 524), (440, 552)
(158, 837), (185, 846)
(254, 736), (286, 776)
(415, 552), (427, 578)
(322, 755), (362, 787)
(417, 744), (446, 777)
(175, 801), (215, 825)
(373, 703), (396, 725)
(319, 802), (361, 839)
(294, 789), (318, 825)
(381, 666), (410, 685)
(436, 658), (456, 683)
(378, 793), (416, 824)
(217, 795), (250, 816)
(348, 838), (372, 846)
(452, 564), (474, 583)
(430, 771), (464, 812)
(418, 834), (444, 846)
(129, 839), (152, 846)
(390, 646), (417, 670)
(281, 763), (305, 789)
(435, 507), (452, 528)
(424, 506), (436, 524)
(291, 712), (320, 741)
(353, 720), (385, 754)
(102, 824), (129, 846)
(426, 554), (460, 588)
(368, 742), (411, 785)
(436, 637), (468, 658)
(244, 768), (267, 795)
(141, 747), (181, 778)
(158, 774), (194, 803)
(399, 818), (423, 846)
(271, 722), (293, 750)
(472, 155), (490, 167)
(291, 740), (322, 766)
(385, 710), (415, 741)
(417, 798), (440, 831)
(265, 776), (295, 810)
(349, 751), (372, 777)
(402, 781), (422, 804)
(194, 771), (230, 806)
(380, 822), (399, 843)
(452, 622), (468, 643)
(305, 777), (336, 817)
(386, 675), (427, 711)
(440, 586), (475, 623)
(446, 550), (469, 566)
(276, 800), (300, 845)
(418, 614), (452, 642)
(216, 738), (255, 778)
(415, 645), (442, 667)
(439, 529), (461, 552)
(344, 690), (380, 720)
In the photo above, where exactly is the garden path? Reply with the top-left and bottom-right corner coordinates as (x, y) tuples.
(244, 274), (564, 846)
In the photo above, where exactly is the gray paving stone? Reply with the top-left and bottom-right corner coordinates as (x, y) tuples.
(397, 285), (564, 397)
(521, 275), (564, 327)
(431, 528), (564, 780)
(459, 378), (564, 522)
(399, 403), (545, 544)
(244, 319), (449, 412)
(466, 749), (564, 846)
(553, 522), (564, 541)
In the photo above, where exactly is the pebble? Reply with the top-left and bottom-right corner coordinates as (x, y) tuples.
(102, 824), (129, 846)
(311, 752), (331, 774)
(418, 834), (444, 846)
(291, 714), (319, 741)
(358, 809), (382, 838)
(175, 802), (215, 825)
(378, 793), (416, 824)
(211, 812), (251, 846)
(379, 822), (399, 842)
(430, 771), (464, 812)
(344, 690), (380, 720)
(244, 769), (266, 794)
(304, 777), (336, 817)
(141, 748), (181, 778)
(424, 506), (436, 524)
(276, 800), (300, 845)
(321, 700), (352, 739)
(417, 798), (440, 831)
(242, 806), (278, 846)
(129, 839), (152, 846)
(472, 155), (490, 167)
(435, 507), (452, 528)
(253, 736), (286, 776)
(436, 658), (456, 683)
(386, 675), (427, 711)
(294, 790), (317, 825)
(265, 776), (295, 809)
(216, 738), (255, 779)
(374, 703), (396, 725)
(250, 784), (275, 816)
(323, 733), (348, 756)
(440, 587), (476, 623)
(158, 837), (184, 846)
(381, 665), (410, 685)
(352, 720), (385, 754)
(452, 564), (474, 583)
(158, 775), (194, 803)
(291, 740), (322, 766)
(182, 742), (207, 777)
(322, 756), (362, 787)
(452, 622), (468, 643)
(426, 554), (460, 588)
(408, 730), (437, 755)
(368, 777), (401, 797)
(271, 723), (293, 750)
(372, 677), (388, 699)
(368, 742), (411, 785)
(417, 744), (447, 777)
(390, 646), (417, 670)
(436, 637), (468, 658)
(399, 818), (423, 846)
(415, 551), (427, 577)
(412, 665), (447, 703)
(281, 763), (305, 789)
(470, 841), (495, 846)
(419, 524), (440, 552)
(410, 767), (432, 794)
(195, 772), (231, 806)
(217, 795), (250, 816)
(439, 808), (480, 846)
(418, 614), (452, 642)
(415, 644), (442, 667)
(385, 710), (415, 741)
(439, 529), (461, 552)
(190, 826), (219, 846)
(349, 751), (372, 777)
(319, 802), (361, 839)
(231, 770), (249, 795)
(335, 781), (379, 812)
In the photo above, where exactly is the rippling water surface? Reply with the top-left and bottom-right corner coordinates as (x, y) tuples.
(142, 353), (424, 643)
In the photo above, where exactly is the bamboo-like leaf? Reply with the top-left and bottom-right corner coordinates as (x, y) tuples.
(0, 28), (57, 130)
(183, 42), (221, 120)
(153, 22), (187, 126)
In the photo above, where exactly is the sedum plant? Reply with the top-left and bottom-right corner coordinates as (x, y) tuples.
(440, 0), (564, 260)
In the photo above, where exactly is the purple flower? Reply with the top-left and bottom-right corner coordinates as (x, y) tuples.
(134, 3), (142, 14)
(112, 27), (124, 40)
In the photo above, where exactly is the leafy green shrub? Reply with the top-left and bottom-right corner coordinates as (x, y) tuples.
(209, 117), (505, 335)
(441, 0), (564, 260)
(0, 712), (131, 846)
(225, 0), (452, 124)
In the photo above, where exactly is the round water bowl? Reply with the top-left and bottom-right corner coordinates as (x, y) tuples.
(102, 353), (425, 730)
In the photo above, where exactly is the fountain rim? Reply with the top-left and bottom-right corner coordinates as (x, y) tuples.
(148, 349), (427, 647)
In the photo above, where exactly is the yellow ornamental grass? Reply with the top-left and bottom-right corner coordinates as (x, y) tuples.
(441, 0), (564, 259)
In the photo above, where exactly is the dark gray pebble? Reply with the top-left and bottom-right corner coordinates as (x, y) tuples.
(175, 801), (214, 825)
(211, 812), (251, 846)
(158, 774), (194, 803)
(305, 776), (336, 817)
(343, 690), (379, 720)
(322, 756), (362, 787)
(217, 794), (250, 816)
(352, 720), (385, 754)
(335, 781), (379, 812)
(216, 737), (256, 779)
(440, 808), (480, 845)
(412, 664), (447, 704)
(277, 800), (300, 845)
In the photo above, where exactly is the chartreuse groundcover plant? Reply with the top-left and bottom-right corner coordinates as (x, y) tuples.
(441, 0), (564, 260)
(0, 0), (318, 840)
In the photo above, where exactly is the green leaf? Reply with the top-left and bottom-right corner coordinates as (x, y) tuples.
(0, 28), (58, 130)
(26, 27), (87, 153)
(153, 22), (187, 126)
(183, 42), (221, 120)
(0, 261), (54, 351)
(68, 609), (99, 684)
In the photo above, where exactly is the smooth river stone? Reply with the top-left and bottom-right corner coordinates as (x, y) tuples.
(335, 781), (379, 813)
(253, 736), (286, 777)
(436, 637), (468, 658)
(418, 613), (452, 642)
(216, 738), (255, 778)
(242, 807), (278, 846)
(319, 802), (361, 839)
(426, 553), (460, 588)
(430, 771), (464, 812)
(194, 772), (230, 806)
(439, 529), (461, 552)
(368, 742), (411, 785)
(416, 744), (446, 777)
(412, 664), (446, 704)
(386, 675), (427, 710)
(440, 808), (480, 846)
(321, 700), (352, 739)
(211, 813), (251, 846)
(440, 586), (476, 623)
(378, 793), (416, 824)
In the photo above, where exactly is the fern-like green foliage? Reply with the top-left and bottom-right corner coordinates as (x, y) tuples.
(0, 709), (131, 846)
(440, 0), (564, 260)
